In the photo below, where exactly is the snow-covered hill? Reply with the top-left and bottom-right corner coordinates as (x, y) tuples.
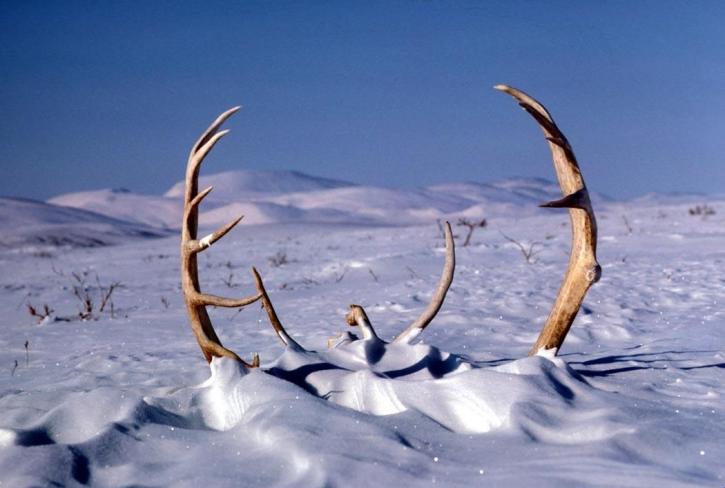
(42, 170), (612, 232)
(48, 188), (183, 229)
(164, 169), (356, 200)
(0, 197), (172, 249)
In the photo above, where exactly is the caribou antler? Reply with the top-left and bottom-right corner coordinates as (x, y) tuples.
(494, 85), (601, 355)
(181, 107), (263, 367)
(181, 86), (599, 366)
(251, 267), (305, 352)
(329, 222), (454, 345)
(394, 222), (455, 344)
(346, 304), (379, 340)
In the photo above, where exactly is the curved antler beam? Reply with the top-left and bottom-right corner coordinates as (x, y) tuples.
(181, 107), (263, 367)
(252, 267), (306, 352)
(394, 221), (456, 344)
(495, 85), (601, 355)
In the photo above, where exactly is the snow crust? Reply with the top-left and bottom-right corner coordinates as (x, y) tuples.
(1, 185), (724, 486)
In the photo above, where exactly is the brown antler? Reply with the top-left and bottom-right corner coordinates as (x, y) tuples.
(394, 221), (455, 344)
(181, 107), (263, 366)
(251, 267), (305, 352)
(494, 85), (601, 355)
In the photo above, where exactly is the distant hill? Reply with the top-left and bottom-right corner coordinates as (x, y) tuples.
(163, 169), (356, 200)
(49, 188), (183, 229)
(41, 171), (621, 235)
(427, 177), (610, 206)
(0, 197), (171, 249)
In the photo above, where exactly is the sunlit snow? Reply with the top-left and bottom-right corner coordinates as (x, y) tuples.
(1, 173), (723, 486)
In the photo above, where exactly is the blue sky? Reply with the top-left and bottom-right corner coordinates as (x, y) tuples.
(1, 0), (723, 200)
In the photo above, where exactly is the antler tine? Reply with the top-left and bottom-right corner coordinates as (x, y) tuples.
(191, 106), (241, 159)
(188, 290), (262, 308)
(191, 216), (244, 254)
(181, 107), (261, 367)
(251, 268), (305, 352)
(184, 106), (241, 239)
(495, 85), (601, 355)
(394, 221), (456, 344)
(346, 304), (378, 340)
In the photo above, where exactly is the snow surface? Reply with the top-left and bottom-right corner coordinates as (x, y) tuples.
(1, 180), (724, 487)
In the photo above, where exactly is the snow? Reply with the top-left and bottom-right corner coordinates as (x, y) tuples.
(48, 189), (183, 230)
(45, 170), (609, 229)
(0, 197), (172, 249)
(163, 169), (356, 200)
(1, 180), (724, 486)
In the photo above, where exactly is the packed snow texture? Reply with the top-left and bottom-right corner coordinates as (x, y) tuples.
(0, 174), (723, 487)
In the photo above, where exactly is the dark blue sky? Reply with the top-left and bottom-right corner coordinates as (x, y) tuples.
(1, 0), (723, 200)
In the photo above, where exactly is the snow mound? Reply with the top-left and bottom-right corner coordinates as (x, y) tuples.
(0, 354), (624, 486)
(0, 197), (171, 249)
(164, 169), (355, 200)
(261, 341), (609, 435)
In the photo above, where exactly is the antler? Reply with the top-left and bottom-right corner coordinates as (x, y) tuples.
(494, 85), (601, 355)
(346, 305), (379, 340)
(251, 267), (305, 352)
(394, 221), (455, 344)
(181, 107), (263, 366)
(181, 89), (597, 362)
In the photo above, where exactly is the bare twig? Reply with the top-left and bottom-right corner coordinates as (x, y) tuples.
(457, 218), (487, 247)
(62, 272), (122, 321)
(222, 272), (238, 288)
(689, 204), (716, 218)
(98, 278), (120, 313)
(27, 303), (53, 323)
(499, 231), (541, 264)
(268, 251), (289, 268)
(622, 215), (633, 235)
(335, 267), (348, 283)
(405, 266), (420, 279)
(73, 286), (94, 320)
